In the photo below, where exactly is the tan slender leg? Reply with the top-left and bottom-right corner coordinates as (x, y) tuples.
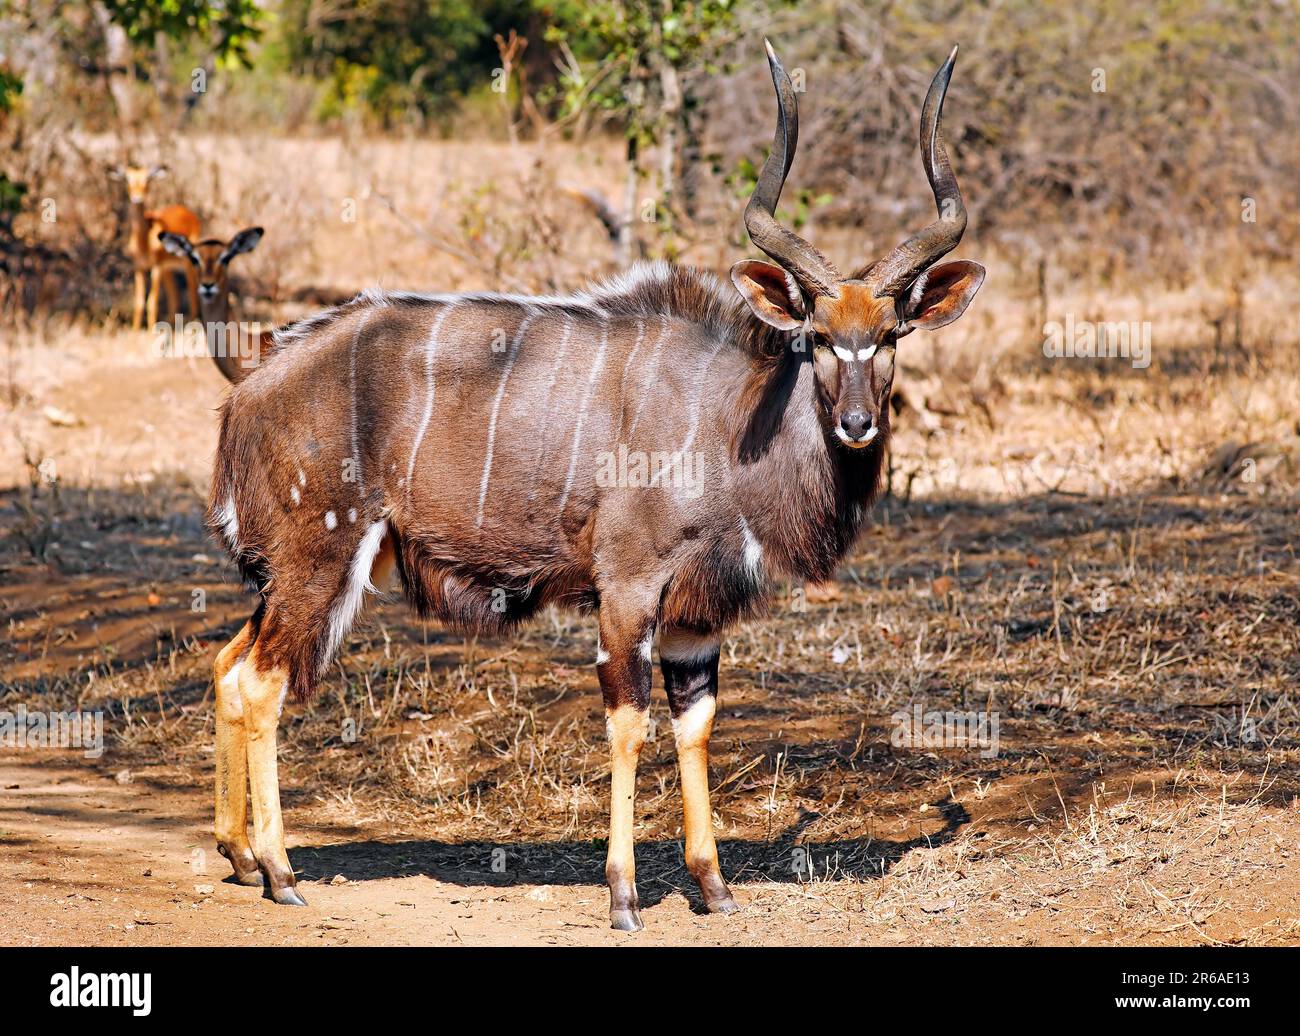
(673, 696), (738, 912)
(161, 264), (179, 324)
(596, 593), (657, 931)
(605, 703), (649, 931)
(660, 629), (738, 913)
(132, 269), (147, 330)
(147, 266), (164, 328)
(238, 644), (304, 905)
(182, 262), (199, 320)
(213, 622), (261, 886)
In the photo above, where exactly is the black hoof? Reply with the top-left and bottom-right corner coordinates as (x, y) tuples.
(270, 884), (308, 907)
(706, 895), (740, 914)
(610, 907), (644, 932)
(218, 842), (263, 887)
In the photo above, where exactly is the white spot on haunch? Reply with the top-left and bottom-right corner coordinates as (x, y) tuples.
(638, 633), (653, 662)
(348, 508), (357, 524)
(324, 510), (337, 530)
(290, 486), (301, 506)
(297, 468), (306, 487)
(596, 638), (610, 666)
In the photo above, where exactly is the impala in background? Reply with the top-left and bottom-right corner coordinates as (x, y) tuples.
(111, 165), (202, 331)
(206, 41), (984, 932)
(161, 226), (270, 383)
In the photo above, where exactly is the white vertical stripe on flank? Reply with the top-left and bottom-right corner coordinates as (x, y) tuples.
(525, 313), (576, 503)
(347, 314), (372, 500)
(321, 519), (388, 672)
(649, 335), (722, 489)
(405, 304), (457, 507)
(615, 318), (647, 437)
(627, 314), (669, 439)
(476, 311), (536, 528)
(557, 319), (609, 513)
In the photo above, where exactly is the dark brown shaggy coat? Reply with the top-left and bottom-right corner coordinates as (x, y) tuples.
(210, 262), (886, 702)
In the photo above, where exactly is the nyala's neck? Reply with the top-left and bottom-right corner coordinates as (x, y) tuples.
(729, 348), (886, 582)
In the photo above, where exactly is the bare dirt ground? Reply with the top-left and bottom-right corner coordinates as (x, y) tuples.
(3, 229), (1299, 944)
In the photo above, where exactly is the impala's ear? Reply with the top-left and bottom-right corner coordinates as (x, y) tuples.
(148, 165), (168, 181)
(731, 259), (806, 330)
(220, 226), (263, 264)
(899, 260), (985, 332)
(160, 232), (197, 265)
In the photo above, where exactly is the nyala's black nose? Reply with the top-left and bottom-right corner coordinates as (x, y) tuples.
(840, 408), (871, 439)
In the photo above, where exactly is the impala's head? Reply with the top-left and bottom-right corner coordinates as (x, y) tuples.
(732, 42), (985, 450)
(161, 227), (264, 314)
(113, 164), (167, 204)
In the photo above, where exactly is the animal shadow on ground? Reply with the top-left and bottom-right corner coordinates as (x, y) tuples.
(290, 798), (970, 913)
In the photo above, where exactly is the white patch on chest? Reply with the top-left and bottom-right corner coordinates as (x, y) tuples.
(739, 516), (763, 581)
(215, 494), (239, 548)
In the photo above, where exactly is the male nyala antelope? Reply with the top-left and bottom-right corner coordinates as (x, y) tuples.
(209, 42), (984, 931)
(112, 165), (202, 330)
(161, 226), (269, 383)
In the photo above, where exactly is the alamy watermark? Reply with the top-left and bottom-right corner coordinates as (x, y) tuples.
(1043, 313), (1151, 369)
(1, 706), (104, 758)
(50, 968), (150, 1016)
(151, 317), (264, 365)
(595, 445), (706, 499)
(891, 703), (1000, 759)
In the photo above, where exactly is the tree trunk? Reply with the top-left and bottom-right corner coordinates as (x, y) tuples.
(620, 135), (638, 268)
(92, 3), (135, 131)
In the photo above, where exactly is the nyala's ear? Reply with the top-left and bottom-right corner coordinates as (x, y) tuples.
(731, 259), (806, 331)
(160, 232), (197, 264)
(220, 226), (263, 265)
(900, 260), (985, 332)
